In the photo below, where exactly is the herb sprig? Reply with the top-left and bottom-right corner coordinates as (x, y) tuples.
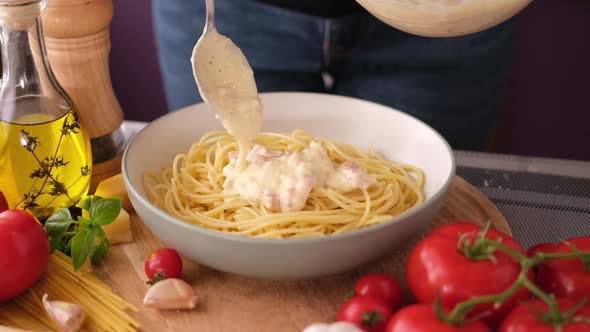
(44, 195), (122, 271)
(17, 111), (90, 215)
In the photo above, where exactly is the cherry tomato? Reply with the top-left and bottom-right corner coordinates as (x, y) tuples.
(354, 273), (403, 310)
(407, 222), (532, 326)
(0, 191), (8, 212)
(385, 304), (491, 332)
(498, 298), (590, 332)
(144, 248), (183, 283)
(0, 209), (50, 302)
(337, 295), (393, 332)
(527, 237), (590, 303)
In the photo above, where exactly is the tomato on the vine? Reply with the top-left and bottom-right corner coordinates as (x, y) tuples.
(498, 298), (590, 332)
(144, 248), (183, 284)
(385, 304), (491, 332)
(337, 295), (393, 332)
(354, 273), (402, 310)
(406, 222), (532, 326)
(527, 237), (590, 303)
(0, 209), (50, 302)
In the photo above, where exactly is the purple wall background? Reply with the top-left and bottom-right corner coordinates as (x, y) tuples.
(109, 1), (590, 161)
(109, 1), (167, 123)
(496, 0), (590, 161)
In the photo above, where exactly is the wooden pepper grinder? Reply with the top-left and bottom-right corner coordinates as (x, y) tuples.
(41, 0), (124, 191)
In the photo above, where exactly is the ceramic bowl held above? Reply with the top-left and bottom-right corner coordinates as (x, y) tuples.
(122, 92), (455, 280)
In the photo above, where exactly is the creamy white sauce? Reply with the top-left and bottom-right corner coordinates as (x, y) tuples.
(192, 28), (263, 145)
(222, 142), (375, 212)
(192, 27), (375, 212)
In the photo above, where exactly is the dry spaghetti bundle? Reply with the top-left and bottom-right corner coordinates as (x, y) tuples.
(0, 251), (139, 331)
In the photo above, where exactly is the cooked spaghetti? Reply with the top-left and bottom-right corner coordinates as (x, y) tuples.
(144, 130), (425, 238)
(0, 251), (139, 331)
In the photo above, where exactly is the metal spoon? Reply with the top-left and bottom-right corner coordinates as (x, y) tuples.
(190, 0), (262, 142)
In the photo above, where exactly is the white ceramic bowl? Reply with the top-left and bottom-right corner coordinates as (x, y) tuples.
(123, 92), (455, 280)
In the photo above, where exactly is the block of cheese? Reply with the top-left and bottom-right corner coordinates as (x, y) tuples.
(103, 208), (132, 245)
(94, 173), (133, 212)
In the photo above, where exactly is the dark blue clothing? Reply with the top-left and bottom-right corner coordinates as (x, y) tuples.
(152, 0), (515, 150)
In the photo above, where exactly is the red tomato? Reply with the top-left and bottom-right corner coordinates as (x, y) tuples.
(354, 273), (403, 310)
(144, 248), (183, 282)
(498, 298), (590, 332)
(337, 295), (393, 332)
(0, 191), (8, 212)
(0, 209), (50, 302)
(385, 304), (491, 332)
(407, 222), (532, 326)
(527, 237), (590, 303)
(526, 242), (549, 257)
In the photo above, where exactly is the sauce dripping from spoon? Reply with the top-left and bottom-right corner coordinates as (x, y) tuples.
(191, 0), (262, 169)
(189, 0), (376, 213)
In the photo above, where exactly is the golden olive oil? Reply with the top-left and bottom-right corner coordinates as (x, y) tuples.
(0, 97), (92, 217)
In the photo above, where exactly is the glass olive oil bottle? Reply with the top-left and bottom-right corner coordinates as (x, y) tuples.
(0, 0), (92, 218)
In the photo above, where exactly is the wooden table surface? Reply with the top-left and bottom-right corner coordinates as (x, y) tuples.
(93, 176), (511, 332)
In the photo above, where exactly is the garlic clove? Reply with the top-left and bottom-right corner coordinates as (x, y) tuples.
(143, 278), (197, 310)
(41, 294), (85, 332)
(302, 323), (331, 332)
(302, 322), (364, 332)
(327, 322), (364, 332)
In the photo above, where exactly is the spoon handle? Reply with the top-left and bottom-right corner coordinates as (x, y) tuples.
(205, 0), (215, 31)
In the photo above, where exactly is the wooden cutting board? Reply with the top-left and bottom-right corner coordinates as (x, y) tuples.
(93, 176), (511, 332)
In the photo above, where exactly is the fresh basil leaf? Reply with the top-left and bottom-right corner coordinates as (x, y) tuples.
(78, 217), (92, 226)
(71, 229), (97, 271)
(44, 208), (74, 253)
(89, 197), (122, 226)
(92, 238), (109, 262)
(76, 195), (103, 211)
(88, 223), (106, 239)
(88, 222), (109, 264)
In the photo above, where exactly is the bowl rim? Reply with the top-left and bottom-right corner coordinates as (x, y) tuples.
(122, 91), (456, 245)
